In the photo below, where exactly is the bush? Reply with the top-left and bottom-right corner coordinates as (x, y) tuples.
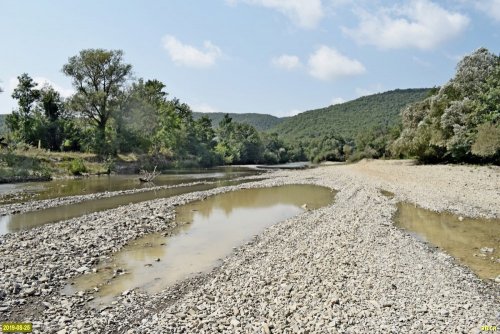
(471, 122), (500, 159)
(68, 158), (87, 175)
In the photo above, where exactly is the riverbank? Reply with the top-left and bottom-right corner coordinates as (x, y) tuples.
(0, 160), (498, 333)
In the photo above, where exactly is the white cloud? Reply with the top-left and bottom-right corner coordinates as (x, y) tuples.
(35, 77), (74, 98)
(192, 103), (220, 113)
(8, 76), (73, 98)
(355, 84), (383, 97)
(331, 97), (346, 105)
(272, 54), (301, 70)
(162, 35), (222, 68)
(307, 46), (365, 81)
(287, 109), (302, 116)
(475, 0), (500, 22)
(227, 0), (324, 29)
(343, 0), (469, 50)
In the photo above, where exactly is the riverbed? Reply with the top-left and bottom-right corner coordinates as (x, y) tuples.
(0, 160), (498, 333)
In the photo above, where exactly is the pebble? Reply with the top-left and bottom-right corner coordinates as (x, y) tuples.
(0, 163), (498, 333)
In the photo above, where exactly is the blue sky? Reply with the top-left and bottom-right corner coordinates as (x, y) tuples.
(0, 0), (499, 117)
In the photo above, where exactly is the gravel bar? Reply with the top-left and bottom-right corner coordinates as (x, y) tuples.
(0, 160), (498, 333)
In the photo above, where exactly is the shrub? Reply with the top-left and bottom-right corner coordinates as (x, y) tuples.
(68, 158), (87, 175)
(471, 122), (500, 159)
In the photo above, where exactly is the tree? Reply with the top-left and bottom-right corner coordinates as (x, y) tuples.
(62, 49), (132, 154)
(215, 115), (264, 164)
(37, 85), (66, 150)
(117, 78), (168, 152)
(6, 74), (41, 143)
(391, 48), (500, 163)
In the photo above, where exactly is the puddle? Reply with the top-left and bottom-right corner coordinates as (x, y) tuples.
(65, 184), (335, 306)
(395, 203), (500, 280)
(0, 179), (257, 235)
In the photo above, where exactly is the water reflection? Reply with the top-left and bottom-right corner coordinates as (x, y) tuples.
(0, 167), (258, 204)
(66, 184), (335, 306)
(395, 203), (500, 280)
(0, 180), (253, 235)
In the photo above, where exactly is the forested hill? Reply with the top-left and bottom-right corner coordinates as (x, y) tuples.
(192, 112), (284, 131)
(270, 88), (430, 140)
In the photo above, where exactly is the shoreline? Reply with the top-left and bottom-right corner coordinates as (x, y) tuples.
(0, 160), (498, 332)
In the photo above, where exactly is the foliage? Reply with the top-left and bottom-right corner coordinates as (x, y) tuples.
(215, 115), (264, 164)
(391, 48), (500, 164)
(63, 49), (132, 155)
(270, 89), (429, 142)
(6, 73), (41, 144)
(68, 158), (87, 175)
(471, 123), (500, 159)
(193, 112), (283, 131)
(0, 148), (52, 180)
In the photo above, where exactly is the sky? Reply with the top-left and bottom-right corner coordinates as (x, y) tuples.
(0, 0), (499, 117)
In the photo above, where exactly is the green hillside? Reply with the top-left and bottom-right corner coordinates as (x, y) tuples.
(270, 88), (431, 141)
(192, 112), (283, 131)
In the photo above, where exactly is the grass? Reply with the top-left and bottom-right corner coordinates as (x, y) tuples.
(0, 148), (138, 181)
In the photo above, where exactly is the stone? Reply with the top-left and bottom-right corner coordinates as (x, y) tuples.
(75, 266), (89, 273)
(480, 247), (494, 254)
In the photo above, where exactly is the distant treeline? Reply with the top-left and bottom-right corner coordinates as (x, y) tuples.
(1, 48), (498, 167)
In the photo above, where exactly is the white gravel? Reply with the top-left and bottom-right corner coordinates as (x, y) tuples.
(0, 160), (498, 333)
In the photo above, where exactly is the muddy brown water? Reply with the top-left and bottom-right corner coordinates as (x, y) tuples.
(64, 184), (335, 306)
(0, 167), (258, 205)
(395, 203), (500, 280)
(0, 180), (259, 235)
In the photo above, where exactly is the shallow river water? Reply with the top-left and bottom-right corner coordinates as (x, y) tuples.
(0, 167), (257, 204)
(395, 203), (500, 280)
(0, 180), (255, 235)
(65, 184), (335, 306)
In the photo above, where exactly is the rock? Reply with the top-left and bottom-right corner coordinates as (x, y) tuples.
(262, 323), (271, 334)
(75, 320), (84, 329)
(0, 306), (9, 312)
(24, 287), (36, 296)
(230, 318), (240, 327)
(155, 258), (161, 262)
(480, 247), (494, 253)
(75, 266), (89, 273)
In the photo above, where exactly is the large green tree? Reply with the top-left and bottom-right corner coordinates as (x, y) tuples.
(62, 49), (132, 154)
(118, 78), (168, 152)
(37, 85), (67, 150)
(6, 74), (41, 143)
(215, 114), (263, 164)
(391, 48), (500, 163)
